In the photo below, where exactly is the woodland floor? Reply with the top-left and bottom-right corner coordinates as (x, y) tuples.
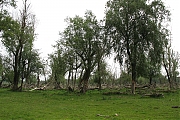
(0, 88), (179, 120)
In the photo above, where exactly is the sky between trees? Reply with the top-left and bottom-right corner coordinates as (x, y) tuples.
(14, 0), (180, 58)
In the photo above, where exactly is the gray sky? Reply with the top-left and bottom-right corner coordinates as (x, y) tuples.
(16, 0), (180, 59)
(11, 0), (179, 77)
(21, 0), (107, 58)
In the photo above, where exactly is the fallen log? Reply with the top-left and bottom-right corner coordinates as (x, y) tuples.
(142, 93), (164, 98)
(29, 86), (46, 91)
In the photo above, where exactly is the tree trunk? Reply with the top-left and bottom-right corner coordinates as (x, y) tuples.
(163, 58), (172, 90)
(20, 61), (26, 91)
(37, 74), (40, 88)
(13, 72), (19, 90)
(78, 68), (84, 89)
(0, 80), (2, 88)
(131, 80), (135, 94)
(71, 69), (74, 88)
(73, 56), (78, 90)
(82, 79), (88, 93)
(97, 61), (101, 90)
(0, 72), (3, 87)
(149, 76), (152, 85)
(73, 68), (77, 90)
(12, 55), (19, 91)
(131, 63), (136, 94)
(81, 69), (91, 93)
(54, 73), (61, 89)
(20, 77), (24, 91)
(67, 70), (71, 89)
(98, 77), (101, 90)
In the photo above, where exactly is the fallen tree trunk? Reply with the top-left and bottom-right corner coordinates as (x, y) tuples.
(29, 86), (46, 91)
(142, 93), (164, 98)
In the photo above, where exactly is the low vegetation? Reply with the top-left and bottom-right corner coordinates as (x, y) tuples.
(0, 88), (179, 119)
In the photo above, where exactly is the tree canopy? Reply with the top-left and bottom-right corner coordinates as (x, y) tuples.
(58, 10), (107, 92)
(105, 0), (171, 94)
(0, 0), (42, 91)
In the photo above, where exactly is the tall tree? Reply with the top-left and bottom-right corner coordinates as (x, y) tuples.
(105, 0), (170, 94)
(61, 10), (105, 93)
(1, 0), (37, 91)
(20, 49), (43, 90)
(163, 42), (180, 89)
(49, 45), (67, 89)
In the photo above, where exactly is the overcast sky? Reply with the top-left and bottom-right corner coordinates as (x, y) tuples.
(15, 0), (107, 58)
(12, 0), (179, 77)
(15, 0), (180, 59)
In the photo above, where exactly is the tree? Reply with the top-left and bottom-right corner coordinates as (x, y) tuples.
(0, 56), (14, 87)
(1, 0), (37, 91)
(119, 71), (131, 85)
(61, 10), (105, 93)
(20, 49), (43, 90)
(147, 49), (161, 85)
(93, 60), (107, 89)
(49, 45), (67, 89)
(105, 0), (170, 94)
(0, 0), (16, 32)
(163, 42), (180, 89)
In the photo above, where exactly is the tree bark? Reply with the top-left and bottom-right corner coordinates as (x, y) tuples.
(37, 74), (40, 88)
(0, 72), (4, 87)
(131, 80), (135, 94)
(131, 62), (136, 94)
(73, 68), (77, 90)
(163, 55), (173, 90)
(149, 76), (152, 85)
(67, 70), (71, 89)
(0, 80), (2, 88)
(81, 69), (91, 93)
(97, 61), (101, 90)
(78, 68), (84, 89)
(12, 53), (20, 91)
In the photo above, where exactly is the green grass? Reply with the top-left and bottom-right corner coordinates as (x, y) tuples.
(0, 88), (179, 120)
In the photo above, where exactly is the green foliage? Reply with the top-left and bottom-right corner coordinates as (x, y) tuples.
(1, 17), (21, 53)
(1, 56), (14, 84)
(105, 0), (170, 67)
(105, 0), (171, 93)
(62, 10), (102, 72)
(119, 71), (131, 84)
(137, 76), (148, 84)
(59, 10), (107, 92)
(92, 61), (107, 82)
(49, 47), (67, 83)
(0, 89), (179, 119)
(0, 0), (16, 40)
(0, 0), (41, 90)
(163, 43), (180, 86)
(156, 74), (167, 84)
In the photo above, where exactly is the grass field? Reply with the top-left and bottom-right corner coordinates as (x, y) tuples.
(0, 88), (179, 120)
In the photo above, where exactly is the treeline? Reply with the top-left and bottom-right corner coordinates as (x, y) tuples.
(0, 0), (179, 93)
